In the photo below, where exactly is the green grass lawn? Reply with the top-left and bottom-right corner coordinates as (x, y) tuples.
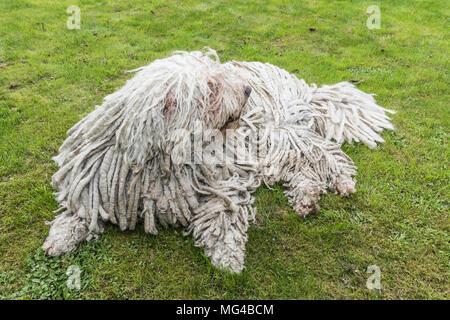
(0, 0), (448, 299)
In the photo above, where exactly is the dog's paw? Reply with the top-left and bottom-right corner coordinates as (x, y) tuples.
(289, 187), (320, 217)
(335, 177), (356, 196)
(208, 239), (245, 273)
(295, 201), (320, 217)
(292, 189), (320, 217)
(42, 213), (89, 256)
(202, 225), (247, 273)
(42, 235), (78, 256)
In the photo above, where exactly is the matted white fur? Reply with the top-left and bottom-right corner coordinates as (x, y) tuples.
(43, 49), (394, 273)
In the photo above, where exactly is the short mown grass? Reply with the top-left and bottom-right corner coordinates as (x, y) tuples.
(0, 0), (448, 299)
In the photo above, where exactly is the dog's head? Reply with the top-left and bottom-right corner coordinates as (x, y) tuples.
(161, 52), (251, 132)
(218, 84), (251, 132)
(116, 49), (251, 166)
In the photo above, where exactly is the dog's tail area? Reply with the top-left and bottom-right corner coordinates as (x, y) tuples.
(308, 81), (395, 148)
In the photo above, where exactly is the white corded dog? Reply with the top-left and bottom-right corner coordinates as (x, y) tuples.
(43, 49), (394, 273)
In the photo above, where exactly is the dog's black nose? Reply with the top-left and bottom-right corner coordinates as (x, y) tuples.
(244, 85), (252, 97)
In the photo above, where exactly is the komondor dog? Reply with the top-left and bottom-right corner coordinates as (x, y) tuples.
(43, 49), (394, 273)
